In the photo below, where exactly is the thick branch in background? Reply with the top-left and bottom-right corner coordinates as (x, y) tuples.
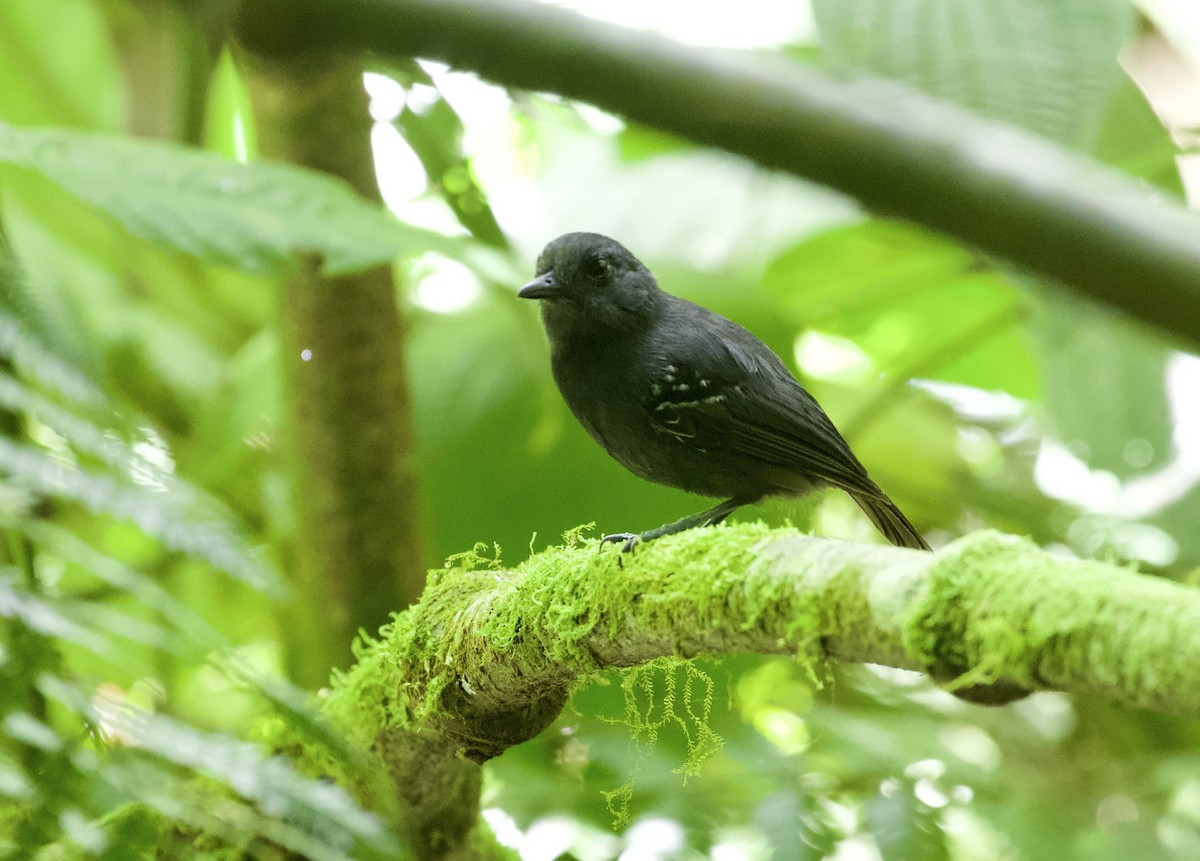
(234, 49), (426, 684)
(303, 526), (1200, 858)
(235, 0), (1200, 347)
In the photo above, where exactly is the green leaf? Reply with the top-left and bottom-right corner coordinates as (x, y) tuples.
(0, 243), (104, 407)
(813, 0), (1134, 149)
(0, 439), (281, 595)
(1035, 291), (1173, 479)
(2, 516), (223, 649)
(617, 125), (693, 162)
(762, 222), (1039, 399)
(0, 575), (111, 655)
(39, 677), (406, 861)
(0, 0), (122, 129)
(1152, 484), (1200, 567)
(0, 122), (440, 275)
(866, 785), (949, 861)
(754, 791), (838, 860)
(1092, 76), (1187, 197)
(392, 84), (508, 248)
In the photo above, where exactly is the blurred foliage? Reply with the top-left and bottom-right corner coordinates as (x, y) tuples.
(1, 0), (1199, 859)
(0, 122), (446, 275)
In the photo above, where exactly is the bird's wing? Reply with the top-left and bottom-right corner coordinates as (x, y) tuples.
(642, 306), (886, 500)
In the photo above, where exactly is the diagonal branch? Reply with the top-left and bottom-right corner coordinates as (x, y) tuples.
(235, 0), (1200, 347)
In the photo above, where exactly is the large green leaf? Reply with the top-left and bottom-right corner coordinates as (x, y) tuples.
(762, 222), (1038, 399)
(30, 676), (406, 861)
(383, 64), (509, 248)
(1036, 72), (1182, 482)
(813, 0), (1134, 149)
(1034, 293), (1174, 478)
(0, 122), (440, 275)
(1093, 76), (1188, 198)
(813, 0), (1185, 490)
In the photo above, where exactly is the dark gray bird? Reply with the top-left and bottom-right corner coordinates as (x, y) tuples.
(519, 232), (930, 552)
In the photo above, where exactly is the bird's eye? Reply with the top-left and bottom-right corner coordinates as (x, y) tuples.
(585, 256), (610, 281)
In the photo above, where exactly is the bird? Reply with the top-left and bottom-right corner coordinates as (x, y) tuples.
(518, 232), (930, 553)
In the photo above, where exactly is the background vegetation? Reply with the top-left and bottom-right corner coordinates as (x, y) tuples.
(2, 0), (1200, 858)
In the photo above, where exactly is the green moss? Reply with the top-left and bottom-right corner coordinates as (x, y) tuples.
(902, 531), (1041, 687)
(276, 520), (1200, 856)
(899, 529), (1200, 709)
(746, 535), (882, 682)
(598, 658), (725, 826)
(304, 524), (788, 798)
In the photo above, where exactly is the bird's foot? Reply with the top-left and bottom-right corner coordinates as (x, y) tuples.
(599, 532), (641, 553)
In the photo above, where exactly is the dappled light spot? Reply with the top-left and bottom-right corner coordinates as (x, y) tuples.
(370, 122), (427, 207)
(1124, 437), (1155, 469)
(938, 724), (1001, 772)
(1096, 793), (1139, 830)
(620, 816), (685, 861)
(411, 252), (484, 313)
(362, 72), (405, 122)
(794, 330), (874, 382)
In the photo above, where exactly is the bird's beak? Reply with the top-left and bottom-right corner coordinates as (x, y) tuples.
(518, 271), (558, 300)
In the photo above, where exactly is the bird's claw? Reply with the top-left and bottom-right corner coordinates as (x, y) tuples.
(600, 532), (641, 553)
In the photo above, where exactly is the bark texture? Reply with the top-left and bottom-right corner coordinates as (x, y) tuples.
(236, 46), (425, 684)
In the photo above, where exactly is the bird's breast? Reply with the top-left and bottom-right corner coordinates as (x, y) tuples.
(548, 338), (761, 498)
(548, 340), (661, 470)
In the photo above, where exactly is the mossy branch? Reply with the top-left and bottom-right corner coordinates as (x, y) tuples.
(234, 0), (1200, 347)
(310, 525), (1200, 856)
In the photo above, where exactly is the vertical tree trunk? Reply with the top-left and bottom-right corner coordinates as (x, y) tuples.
(102, 0), (224, 144)
(236, 47), (425, 684)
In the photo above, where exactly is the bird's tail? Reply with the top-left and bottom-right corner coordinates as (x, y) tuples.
(852, 492), (930, 551)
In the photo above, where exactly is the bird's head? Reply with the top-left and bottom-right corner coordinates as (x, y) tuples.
(518, 233), (662, 338)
